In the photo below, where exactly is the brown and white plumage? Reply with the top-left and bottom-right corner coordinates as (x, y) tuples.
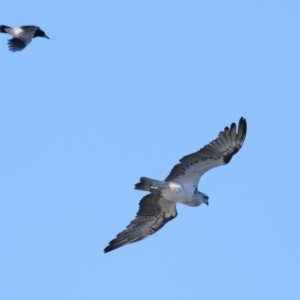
(104, 117), (247, 253)
(165, 117), (247, 185)
(104, 194), (177, 253)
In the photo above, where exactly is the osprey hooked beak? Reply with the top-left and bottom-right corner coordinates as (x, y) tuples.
(202, 193), (209, 206)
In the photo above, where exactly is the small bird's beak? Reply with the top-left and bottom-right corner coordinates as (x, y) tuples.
(44, 35), (50, 39)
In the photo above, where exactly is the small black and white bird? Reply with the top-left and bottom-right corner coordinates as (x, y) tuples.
(104, 118), (247, 253)
(0, 25), (49, 52)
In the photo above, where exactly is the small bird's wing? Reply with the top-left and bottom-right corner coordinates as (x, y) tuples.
(19, 26), (40, 31)
(104, 194), (177, 253)
(165, 117), (247, 187)
(6, 26), (38, 45)
(7, 37), (27, 52)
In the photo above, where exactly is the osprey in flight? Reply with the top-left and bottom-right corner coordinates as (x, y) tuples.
(104, 117), (247, 253)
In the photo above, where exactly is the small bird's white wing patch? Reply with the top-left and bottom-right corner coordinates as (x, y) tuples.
(6, 26), (37, 43)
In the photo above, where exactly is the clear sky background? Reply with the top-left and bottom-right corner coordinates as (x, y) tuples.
(1, 1), (300, 299)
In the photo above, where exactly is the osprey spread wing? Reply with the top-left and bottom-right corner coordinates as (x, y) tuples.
(104, 117), (247, 253)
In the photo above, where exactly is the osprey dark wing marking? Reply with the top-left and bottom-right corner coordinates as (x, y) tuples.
(165, 117), (247, 185)
(104, 194), (177, 253)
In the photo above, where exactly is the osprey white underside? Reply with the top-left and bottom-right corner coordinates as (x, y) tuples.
(157, 181), (201, 207)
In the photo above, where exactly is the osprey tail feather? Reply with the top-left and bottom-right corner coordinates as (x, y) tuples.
(135, 177), (166, 192)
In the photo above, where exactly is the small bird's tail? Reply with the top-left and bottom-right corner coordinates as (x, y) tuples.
(134, 177), (166, 192)
(0, 25), (12, 33)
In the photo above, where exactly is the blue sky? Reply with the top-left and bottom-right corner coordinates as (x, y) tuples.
(1, 1), (300, 299)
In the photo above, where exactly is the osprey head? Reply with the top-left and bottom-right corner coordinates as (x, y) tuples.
(198, 192), (209, 206)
